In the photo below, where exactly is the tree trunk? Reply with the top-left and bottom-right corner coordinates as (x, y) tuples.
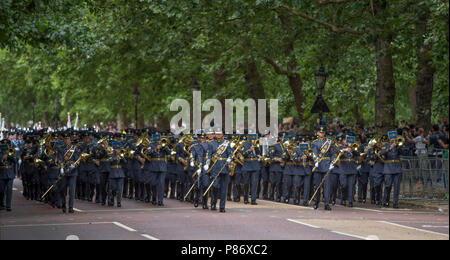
(371, 0), (395, 133)
(414, 10), (435, 132)
(408, 85), (417, 124)
(374, 34), (396, 133)
(244, 60), (266, 100)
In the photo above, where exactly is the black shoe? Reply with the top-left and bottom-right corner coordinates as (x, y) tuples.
(194, 201), (199, 208)
(117, 203), (121, 207)
(340, 200), (346, 206)
(169, 195), (176, 199)
(348, 202), (353, 208)
(302, 201), (308, 207)
(284, 199), (289, 204)
(211, 205), (217, 211)
(263, 195), (269, 200)
(313, 204), (319, 210)
(371, 200), (376, 204)
(324, 204), (332, 211)
(376, 201), (382, 206)
(383, 202), (390, 207)
(393, 203), (399, 209)
(227, 196), (232, 201)
(294, 200), (299, 205)
(358, 199), (363, 203)
(101, 201), (106, 206)
(152, 200), (157, 205)
(203, 204), (208, 210)
(219, 208), (226, 213)
(62, 208), (67, 213)
(244, 200), (249, 204)
(332, 200), (336, 206)
(128, 195), (134, 200)
(275, 198), (281, 203)
(6, 208), (11, 212)
(251, 200), (258, 205)
(362, 199), (366, 204)
(69, 208), (74, 213)
(233, 198), (239, 202)
(158, 201), (164, 206)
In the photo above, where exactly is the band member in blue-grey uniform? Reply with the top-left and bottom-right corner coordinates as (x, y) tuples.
(93, 133), (112, 206)
(334, 135), (360, 207)
(175, 134), (190, 201)
(369, 135), (386, 205)
(166, 136), (178, 199)
(298, 135), (313, 206)
(148, 133), (171, 206)
(357, 134), (372, 203)
(188, 133), (205, 208)
(42, 137), (62, 208)
(268, 133), (285, 202)
(58, 131), (81, 213)
(199, 131), (212, 209)
(311, 125), (335, 210)
(20, 136), (35, 200)
(208, 130), (233, 212)
(381, 131), (404, 208)
(0, 139), (16, 211)
(281, 136), (301, 205)
(108, 146), (126, 207)
(240, 134), (261, 205)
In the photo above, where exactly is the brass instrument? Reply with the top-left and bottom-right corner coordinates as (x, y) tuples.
(396, 136), (405, 147)
(34, 158), (45, 167)
(7, 146), (15, 156)
(160, 137), (169, 148)
(280, 139), (294, 168)
(351, 143), (360, 152)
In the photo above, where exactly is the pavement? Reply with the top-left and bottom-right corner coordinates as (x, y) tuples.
(0, 179), (448, 240)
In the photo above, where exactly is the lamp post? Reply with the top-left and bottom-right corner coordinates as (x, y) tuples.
(311, 66), (330, 125)
(132, 83), (140, 129)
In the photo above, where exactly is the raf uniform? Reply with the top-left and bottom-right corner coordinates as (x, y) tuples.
(165, 136), (178, 199)
(148, 134), (171, 206)
(295, 135), (313, 206)
(369, 135), (387, 205)
(58, 132), (81, 213)
(334, 136), (360, 207)
(199, 132), (212, 209)
(108, 146), (126, 207)
(208, 131), (233, 212)
(281, 136), (301, 205)
(0, 140), (16, 211)
(241, 134), (261, 205)
(93, 133), (112, 206)
(311, 125), (335, 210)
(268, 134), (285, 202)
(357, 135), (372, 203)
(381, 131), (403, 208)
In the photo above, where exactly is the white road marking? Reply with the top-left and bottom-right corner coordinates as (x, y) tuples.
(77, 207), (194, 213)
(66, 235), (80, 240)
(12, 188), (18, 191)
(287, 219), (320, 229)
(112, 222), (137, 232)
(0, 222), (114, 228)
(377, 221), (449, 237)
(141, 234), (160, 240)
(366, 235), (380, 240)
(330, 231), (368, 240)
(422, 225), (449, 228)
(72, 208), (83, 212)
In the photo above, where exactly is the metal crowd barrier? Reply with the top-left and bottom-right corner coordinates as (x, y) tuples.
(399, 149), (449, 201)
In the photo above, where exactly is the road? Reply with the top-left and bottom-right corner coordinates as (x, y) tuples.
(1, 179), (448, 240)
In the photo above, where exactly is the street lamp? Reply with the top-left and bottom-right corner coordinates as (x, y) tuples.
(132, 83), (140, 129)
(311, 66), (330, 125)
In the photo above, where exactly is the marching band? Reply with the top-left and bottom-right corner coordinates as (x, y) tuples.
(0, 125), (406, 213)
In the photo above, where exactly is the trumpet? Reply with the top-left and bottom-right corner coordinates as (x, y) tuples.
(7, 146), (15, 156)
(160, 137), (169, 148)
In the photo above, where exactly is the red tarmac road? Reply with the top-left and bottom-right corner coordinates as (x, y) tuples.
(0, 179), (448, 240)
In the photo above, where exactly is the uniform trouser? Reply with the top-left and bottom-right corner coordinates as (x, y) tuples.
(241, 171), (259, 202)
(358, 171), (369, 200)
(383, 173), (402, 205)
(184, 172), (193, 201)
(108, 178), (124, 205)
(46, 178), (59, 206)
(0, 178), (13, 208)
(99, 172), (109, 203)
(299, 175), (311, 203)
(339, 174), (357, 203)
(152, 171), (167, 203)
(313, 172), (331, 205)
(282, 175), (300, 201)
(371, 172), (384, 202)
(259, 167), (269, 198)
(269, 171), (283, 199)
(59, 175), (77, 209)
(326, 173), (339, 203)
(166, 173), (177, 198)
(122, 170), (129, 197)
(211, 174), (230, 209)
(199, 173), (211, 204)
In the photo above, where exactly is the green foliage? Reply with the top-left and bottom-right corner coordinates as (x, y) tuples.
(0, 0), (448, 129)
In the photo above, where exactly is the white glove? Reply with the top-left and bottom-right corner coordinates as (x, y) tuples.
(314, 162), (319, 168)
(18, 159), (22, 165)
(69, 164), (76, 170)
(190, 161), (195, 167)
(356, 165), (361, 171)
(203, 164), (209, 171)
(196, 169), (202, 175)
(60, 168), (65, 175)
(226, 158), (232, 163)
(329, 164), (335, 171)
